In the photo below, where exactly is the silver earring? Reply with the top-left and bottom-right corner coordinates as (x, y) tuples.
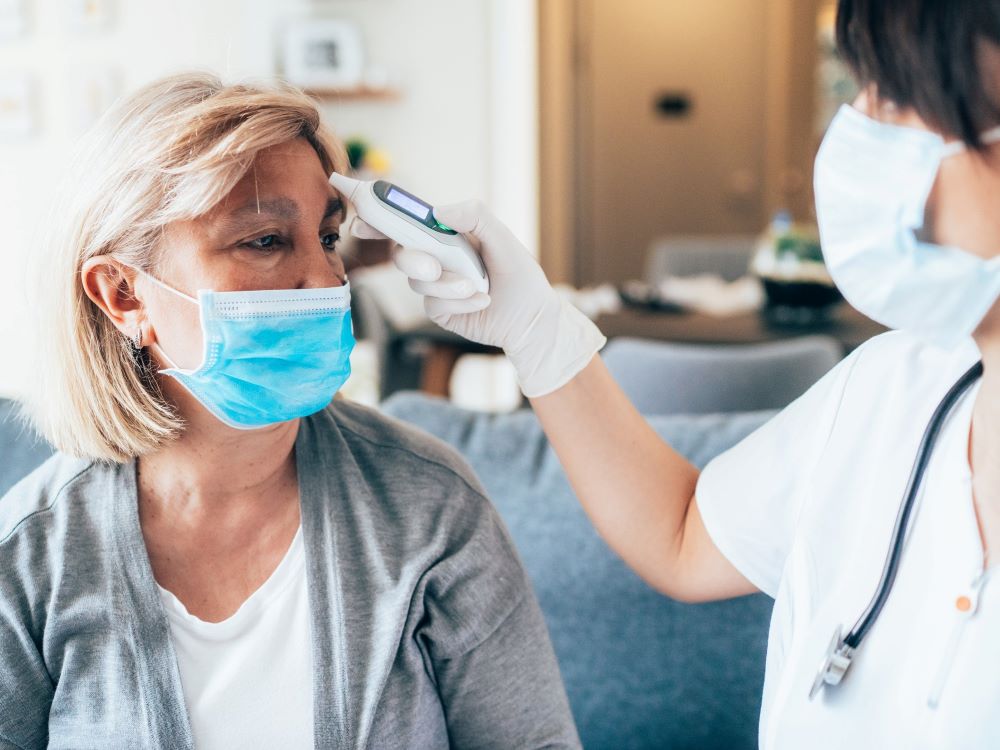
(131, 326), (143, 350)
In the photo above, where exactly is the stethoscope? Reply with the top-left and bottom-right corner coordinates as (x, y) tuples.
(809, 360), (984, 700)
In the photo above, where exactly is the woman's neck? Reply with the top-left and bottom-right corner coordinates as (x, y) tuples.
(974, 305), (1000, 418)
(969, 323), (1000, 567)
(136, 378), (300, 525)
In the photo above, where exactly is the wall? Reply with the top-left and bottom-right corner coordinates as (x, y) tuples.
(763, 0), (822, 223)
(538, 0), (823, 286)
(537, 0), (578, 284)
(0, 0), (535, 398)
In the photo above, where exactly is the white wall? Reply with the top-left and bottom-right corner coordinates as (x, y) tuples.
(488, 0), (538, 257)
(302, 0), (492, 204)
(0, 0), (536, 398)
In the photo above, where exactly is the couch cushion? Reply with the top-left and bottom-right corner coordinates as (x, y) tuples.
(0, 399), (54, 498)
(382, 392), (777, 750)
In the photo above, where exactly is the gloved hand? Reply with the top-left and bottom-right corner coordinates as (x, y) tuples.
(351, 200), (606, 397)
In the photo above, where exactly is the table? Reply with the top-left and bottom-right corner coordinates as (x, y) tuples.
(416, 305), (885, 399)
(595, 304), (887, 353)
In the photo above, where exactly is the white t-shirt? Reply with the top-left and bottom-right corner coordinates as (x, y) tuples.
(697, 331), (1000, 750)
(157, 524), (313, 750)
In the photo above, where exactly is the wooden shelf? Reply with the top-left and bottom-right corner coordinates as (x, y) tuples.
(303, 86), (401, 102)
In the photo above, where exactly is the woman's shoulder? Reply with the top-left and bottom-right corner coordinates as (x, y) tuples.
(840, 330), (981, 408)
(0, 453), (101, 548)
(302, 400), (526, 623)
(0, 454), (118, 616)
(757, 329), (983, 450)
(309, 398), (489, 501)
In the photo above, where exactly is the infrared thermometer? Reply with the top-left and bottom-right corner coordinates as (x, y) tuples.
(329, 172), (489, 294)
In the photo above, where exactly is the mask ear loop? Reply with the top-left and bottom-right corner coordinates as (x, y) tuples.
(941, 140), (968, 159)
(941, 126), (1000, 159)
(137, 268), (200, 305)
(980, 125), (1000, 146)
(127, 266), (199, 371)
(149, 341), (182, 371)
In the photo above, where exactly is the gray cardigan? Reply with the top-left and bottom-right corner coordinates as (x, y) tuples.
(0, 401), (580, 749)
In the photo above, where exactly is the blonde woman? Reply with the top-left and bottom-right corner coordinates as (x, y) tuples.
(0, 73), (579, 750)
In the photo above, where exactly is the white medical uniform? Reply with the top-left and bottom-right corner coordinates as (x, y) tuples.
(697, 330), (1000, 749)
(157, 524), (313, 750)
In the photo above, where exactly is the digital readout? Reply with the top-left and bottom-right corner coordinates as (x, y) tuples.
(387, 187), (431, 221)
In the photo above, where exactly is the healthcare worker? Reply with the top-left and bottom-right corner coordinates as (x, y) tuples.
(351, 0), (1000, 746)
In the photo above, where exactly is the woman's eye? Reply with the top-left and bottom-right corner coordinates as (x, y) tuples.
(321, 233), (340, 251)
(243, 234), (283, 252)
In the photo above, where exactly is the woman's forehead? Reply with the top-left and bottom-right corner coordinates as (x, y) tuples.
(209, 141), (341, 225)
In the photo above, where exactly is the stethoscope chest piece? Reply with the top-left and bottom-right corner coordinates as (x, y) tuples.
(810, 626), (855, 700)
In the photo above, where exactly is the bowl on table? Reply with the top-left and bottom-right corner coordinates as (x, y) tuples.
(752, 226), (842, 324)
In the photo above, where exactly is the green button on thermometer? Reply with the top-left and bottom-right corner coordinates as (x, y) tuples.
(329, 173), (489, 294)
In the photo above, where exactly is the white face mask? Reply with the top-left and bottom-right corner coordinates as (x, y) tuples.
(814, 104), (1000, 348)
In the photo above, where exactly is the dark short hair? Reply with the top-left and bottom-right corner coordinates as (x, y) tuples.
(837, 0), (1000, 148)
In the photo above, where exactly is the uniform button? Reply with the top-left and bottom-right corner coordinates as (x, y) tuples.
(956, 595), (973, 612)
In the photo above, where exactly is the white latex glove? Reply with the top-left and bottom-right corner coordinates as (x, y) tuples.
(350, 201), (606, 397)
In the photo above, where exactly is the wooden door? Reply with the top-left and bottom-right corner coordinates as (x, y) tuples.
(574, 0), (771, 285)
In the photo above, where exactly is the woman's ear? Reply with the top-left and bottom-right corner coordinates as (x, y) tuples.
(81, 257), (146, 346)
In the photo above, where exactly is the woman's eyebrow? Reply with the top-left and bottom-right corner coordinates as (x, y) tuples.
(324, 198), (345, 222)
(222, 197), (300, 227)
(216, 197), (344, 234)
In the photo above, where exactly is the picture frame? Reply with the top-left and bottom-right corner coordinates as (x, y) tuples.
(282, 19), (365, 90)
(63, 0), (115, 33)
(68, 67), (121, 134)
(0, 73), (37, 140)
(0, 0), (29, 40)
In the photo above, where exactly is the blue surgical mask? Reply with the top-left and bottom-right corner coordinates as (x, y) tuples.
(140, 271), (354, 430)
(815, 104), (1000, 347)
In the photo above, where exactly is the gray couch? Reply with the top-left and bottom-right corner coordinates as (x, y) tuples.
(0, 400), (52, 498)
(1, 395), (775, 749)
(381, 394), (774, 750)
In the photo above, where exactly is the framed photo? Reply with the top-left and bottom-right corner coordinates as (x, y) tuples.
(63, 0), (114, 33)
(0, 0), (29, 40)
(282, 19), (365, 90)
(68, 67), (120, 133)
(0, 74), (37, 140)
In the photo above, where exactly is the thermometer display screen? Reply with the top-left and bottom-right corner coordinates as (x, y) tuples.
(372, 180), (457, 235)
(386, 187), (431, 221)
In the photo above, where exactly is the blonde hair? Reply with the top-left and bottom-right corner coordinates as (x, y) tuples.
(24, 72), (348, 463)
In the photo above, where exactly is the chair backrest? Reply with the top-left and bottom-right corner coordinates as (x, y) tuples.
(645, 235), (757, 284)
(603, 336), (843, 415)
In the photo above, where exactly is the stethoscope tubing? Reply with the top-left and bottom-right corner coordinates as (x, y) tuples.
(843, 360), (984, 650)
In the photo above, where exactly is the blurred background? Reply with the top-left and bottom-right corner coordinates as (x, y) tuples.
(0, 0), (874, 412)
(0, 6), (888, 744)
